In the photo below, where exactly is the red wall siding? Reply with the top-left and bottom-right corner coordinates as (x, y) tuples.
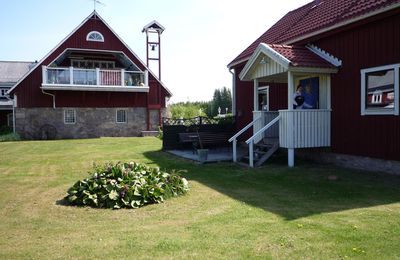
(313, 12), (400, 161)
(13, 15), (168, 108)
(234, 64), (253, 136)
(268, 83), (288, 111)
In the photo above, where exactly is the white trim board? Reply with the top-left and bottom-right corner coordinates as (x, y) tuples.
(239, 43), (290, 81)
(41, 85), (150, 93)
(306, 44), (342, 67)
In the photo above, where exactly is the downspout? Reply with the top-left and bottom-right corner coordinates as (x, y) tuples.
(229, 68), (236, 116)
(41, 89), (56, 109)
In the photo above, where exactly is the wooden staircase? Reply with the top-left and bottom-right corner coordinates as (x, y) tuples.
(238, 138), (279, 167)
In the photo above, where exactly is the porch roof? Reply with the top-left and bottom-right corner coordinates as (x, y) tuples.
(239, 43), (340, 81)
(269, 44), (336, 69)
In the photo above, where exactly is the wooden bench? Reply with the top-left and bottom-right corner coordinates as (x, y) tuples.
(178, 132), (232, 149)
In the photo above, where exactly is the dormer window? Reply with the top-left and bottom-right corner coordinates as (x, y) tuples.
(86, 31), (104, 42)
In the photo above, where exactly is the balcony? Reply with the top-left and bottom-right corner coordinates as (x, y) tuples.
(41, 66), (149, 92)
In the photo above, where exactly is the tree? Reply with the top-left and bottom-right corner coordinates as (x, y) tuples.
(209, 87), (232, 116)
(166, 87), (232, 118)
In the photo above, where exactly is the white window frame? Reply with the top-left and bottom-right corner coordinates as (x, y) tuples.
(361, 64), (399, 116)
(71, 59), (115, 69)
(116, 109), (127, 123)
(64, 109), (76, 124)
(0, 88), (8, 98)
(86, 31), (104, 42)
(258, 86), (270, 111)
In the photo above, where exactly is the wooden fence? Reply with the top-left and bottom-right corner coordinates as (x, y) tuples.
(162, 116), (235, 150)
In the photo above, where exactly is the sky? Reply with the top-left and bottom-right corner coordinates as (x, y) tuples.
(0, 0), (307, 103)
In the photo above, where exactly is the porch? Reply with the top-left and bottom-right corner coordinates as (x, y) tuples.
(229, 43), (341, 167)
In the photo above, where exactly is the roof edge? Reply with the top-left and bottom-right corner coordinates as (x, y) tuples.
(239, 43), (290, 81)
(228, 2), (400, 68)
(285, 2), (400, 45)
(7, 11), (97, 95)
(306, 44), (342, 67)
(142, 20), (165, 34)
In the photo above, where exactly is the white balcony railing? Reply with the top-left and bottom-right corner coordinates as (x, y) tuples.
(41, 66), (149, 92)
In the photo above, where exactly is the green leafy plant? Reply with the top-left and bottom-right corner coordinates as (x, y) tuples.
(0, 132), (21, 142)
(157, 126), (163, 140)
(0, 125), (13, 135)
(65, 161), (189, 209)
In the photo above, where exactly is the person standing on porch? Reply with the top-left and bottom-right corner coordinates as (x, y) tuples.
(303, 84), (317, 109)
(293, 84), (304, 109)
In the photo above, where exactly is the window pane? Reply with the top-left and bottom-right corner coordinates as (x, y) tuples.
(366, 69), (394, 110)
(64, 110), (76, 124)
(116, 110), (127, 123)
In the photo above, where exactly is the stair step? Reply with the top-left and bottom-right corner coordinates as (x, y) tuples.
(255, 144), (273, 149)
(254, 150), (267, 155)
(235, 161), (250, 167)
(242, 156), (260, 161)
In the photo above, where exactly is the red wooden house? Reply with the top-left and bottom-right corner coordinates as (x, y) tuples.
(7, 12), (171, 139)
(228, 0), (400, 170)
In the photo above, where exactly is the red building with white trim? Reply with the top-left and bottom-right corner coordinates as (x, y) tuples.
(228, 0), (400, 170)
(7, 12), (171, 139)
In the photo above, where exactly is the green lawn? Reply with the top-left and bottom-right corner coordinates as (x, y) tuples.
(0, 137), (399, 259)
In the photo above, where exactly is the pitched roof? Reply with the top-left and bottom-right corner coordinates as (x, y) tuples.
(268, 44), (336, 68)
(239, 43), (338, 81)
(0, 61), (35, 84)
(229, 0), (400, 67)
(142, 20), (165, 34)
(8, 11), (172, 96)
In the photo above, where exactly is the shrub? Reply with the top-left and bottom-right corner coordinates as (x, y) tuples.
(0, 125), (13, 135)
(157, 126), (163, 140)
(65, 161), (189, 209)
(0, 132), (21, 142)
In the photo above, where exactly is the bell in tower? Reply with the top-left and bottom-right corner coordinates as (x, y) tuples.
(142, 21), (165, 80)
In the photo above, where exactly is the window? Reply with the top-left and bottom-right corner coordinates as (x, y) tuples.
(71, 59), (115, 69)
(0, 88), (8, 98)
(371, 91), (382, 104)
(361, 64), (399, 115)
(116, 109), (127, 123)
(64, 109), (76, 124)
(7, 113), (13, 127)
(86, 31), (104, 42)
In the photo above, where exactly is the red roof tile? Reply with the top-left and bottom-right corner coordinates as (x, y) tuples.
(268, 44), (336, 68)
(229, 0), (400, 67)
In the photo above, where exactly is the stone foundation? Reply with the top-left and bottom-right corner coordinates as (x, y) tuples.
(296, 148), (400, 175)
(15, 107), (149, 139)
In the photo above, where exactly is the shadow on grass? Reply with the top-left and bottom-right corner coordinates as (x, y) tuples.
(143, 150), (400, 220)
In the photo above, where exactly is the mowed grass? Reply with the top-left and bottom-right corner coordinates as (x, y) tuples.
(0, 137), (399, 259)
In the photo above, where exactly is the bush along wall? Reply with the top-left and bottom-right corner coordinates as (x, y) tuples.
(65, 162), (189, 209)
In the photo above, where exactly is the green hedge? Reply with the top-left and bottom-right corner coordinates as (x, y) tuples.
(0, 133), (21, 142)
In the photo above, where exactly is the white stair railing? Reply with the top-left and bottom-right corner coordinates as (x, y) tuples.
(245, 115), (281, 167)
(228, 116), (261, 162)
